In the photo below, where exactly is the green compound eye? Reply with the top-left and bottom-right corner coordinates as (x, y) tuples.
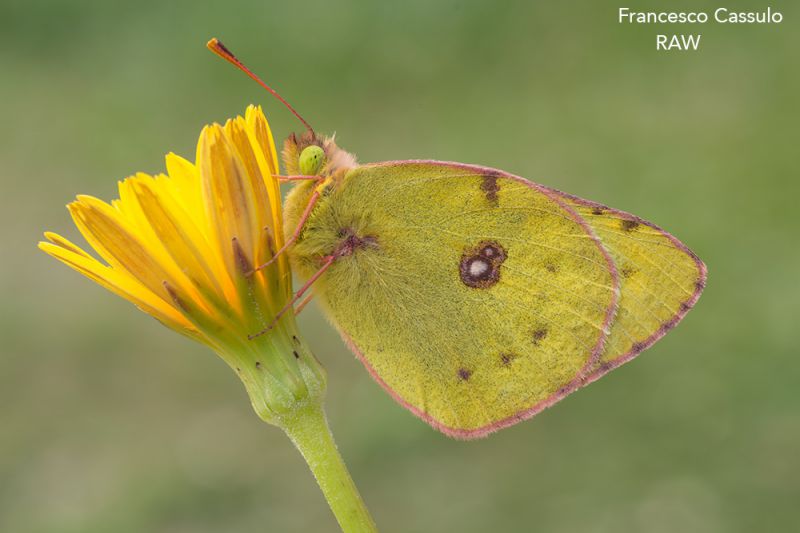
(299, 145), (326, 176)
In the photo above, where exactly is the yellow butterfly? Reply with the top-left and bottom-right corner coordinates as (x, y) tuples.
(210, 40), (706, 439)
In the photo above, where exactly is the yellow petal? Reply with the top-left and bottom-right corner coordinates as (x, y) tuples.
(197, 125), (259, 272)
(68, 195), (195, 306)
(244, 105), (291, 297)
(224, 117), (272, 224)
(43, 231), (94, 260)
(223, 116), (278, 269)
(245, 105), (284, 241)
(38, 240), (196, 336)
(246, 106), (279, 174)
(165, 152), (208, 230)
(129, 177), (229, 302)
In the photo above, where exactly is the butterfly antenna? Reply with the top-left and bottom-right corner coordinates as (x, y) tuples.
(207, 38), (314, 133)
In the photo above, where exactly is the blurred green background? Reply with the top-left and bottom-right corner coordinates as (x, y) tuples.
(2, 1), (798, 531)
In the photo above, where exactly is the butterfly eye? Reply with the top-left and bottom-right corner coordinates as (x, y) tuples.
(299, 145), (326, 176)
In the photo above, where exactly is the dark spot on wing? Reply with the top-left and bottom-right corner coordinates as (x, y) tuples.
(481, 174), (500, 204)
(620, 219), (640, 232)
(460, 240), (507, 289)
(621, 266), (637, 278)
(500, 353), (518, 366)
(255, 361), (262, 369)
(591, 207), (604, 216)
(545, 263), (559, 273)
(631, 342), (646, 354)
(479, 242), (506, 261)
(532, 328), (549, 345)
(457, 368), (473, 381)
(292, 350), (300, 359)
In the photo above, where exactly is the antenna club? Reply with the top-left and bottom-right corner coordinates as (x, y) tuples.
(207, 38), (234, 60)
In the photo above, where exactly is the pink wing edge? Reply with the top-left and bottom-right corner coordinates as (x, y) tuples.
(336, 160), (704, 439)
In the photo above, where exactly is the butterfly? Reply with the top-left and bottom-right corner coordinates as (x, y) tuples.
(210, 39), (706, 439)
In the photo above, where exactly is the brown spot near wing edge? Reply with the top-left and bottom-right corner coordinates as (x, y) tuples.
(481, 174), (500, 205)
(620, 219), (640, 232)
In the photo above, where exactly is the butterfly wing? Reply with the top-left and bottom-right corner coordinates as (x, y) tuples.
(289, 161), (622, 438)
(543, 190), (707, 381)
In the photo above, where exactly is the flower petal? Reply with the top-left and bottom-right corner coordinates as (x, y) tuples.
(165, 153), (208, 231)
(197, 125), (259, 272)
(43, 231), (94, 260)
(128, 177), (230, 304)
(224, 117), (272, 231)
(38, 239), (196, 337)
(68, 195), (198, 307)
(245, 105), (283, 242)
(224, 116), (284, 276)
(245, 106), (291, 298)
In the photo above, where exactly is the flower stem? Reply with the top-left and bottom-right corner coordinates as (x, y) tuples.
(280, 402), (378, 532)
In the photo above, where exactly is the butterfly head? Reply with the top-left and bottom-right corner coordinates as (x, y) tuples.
(204, 39), (357, 179)
(282, 130), (357, 178)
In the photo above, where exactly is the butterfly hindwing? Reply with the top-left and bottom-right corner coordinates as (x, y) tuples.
(545, 191), (707, 381)
(289, 161), (620, 437)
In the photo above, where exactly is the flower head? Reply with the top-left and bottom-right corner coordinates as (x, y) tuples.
(39, 106), (325, 423)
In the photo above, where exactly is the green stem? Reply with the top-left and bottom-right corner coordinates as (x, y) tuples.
(281, 402), (378, 533)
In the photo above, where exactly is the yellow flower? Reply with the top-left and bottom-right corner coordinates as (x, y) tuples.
(39, 105), (325, 423)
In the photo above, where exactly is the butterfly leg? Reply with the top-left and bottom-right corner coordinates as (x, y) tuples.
(293, 293), (315, 316)
(251, 179), (325, 274)
(275, 174), (320, 183)
(248, 254), (335, 339)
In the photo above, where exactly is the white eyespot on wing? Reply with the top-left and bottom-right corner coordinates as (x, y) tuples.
(468, 258), (490, 277)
